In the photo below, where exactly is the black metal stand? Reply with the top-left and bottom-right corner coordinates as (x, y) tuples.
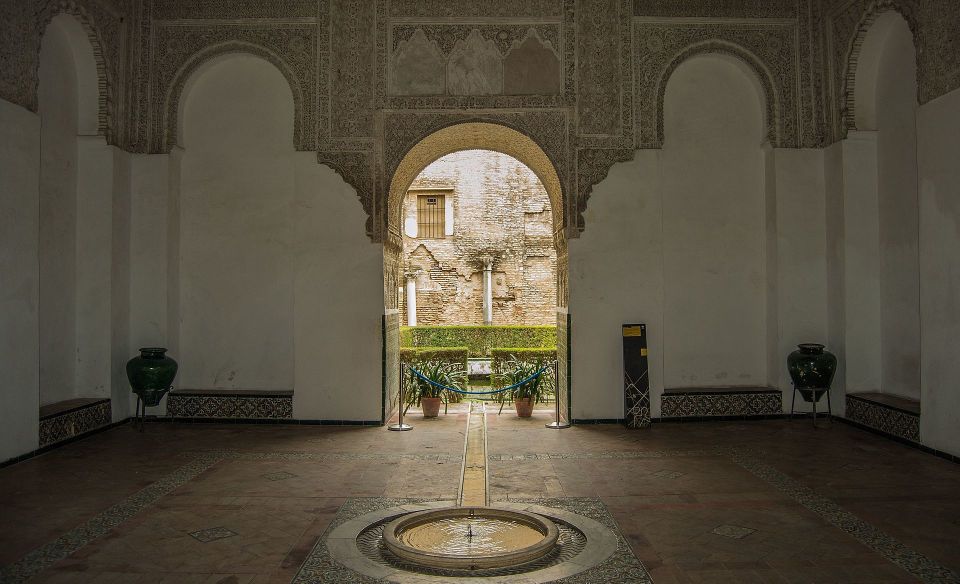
(134, 395), (145, 432)
(389, 362), (413, 431)
(546, 360), (570, 429)
(790, 386), (832, 426)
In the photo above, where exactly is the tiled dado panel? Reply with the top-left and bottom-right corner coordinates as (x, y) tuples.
(39, 399), (112, 448)
(846, 394), (921, 443)
(660, 390), (782, 419)
(166, 391), (293, 420)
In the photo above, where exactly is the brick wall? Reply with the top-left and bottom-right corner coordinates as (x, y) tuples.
(399, 150), (557, 325)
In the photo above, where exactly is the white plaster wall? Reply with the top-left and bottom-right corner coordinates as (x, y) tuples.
(293, 159), (384, 421)
(773, 149), (830, 410)
(569, 152), (663, 419)
(840, 132), (883, 392)
(660, 56), (767, 388)
(0, 100), (41, 461)
(37, 18), (79, 406)
(178, 56), (296, 390)
(918, 88), (960, 456)
(110, 149), (133, 419)
(824, 142), (848, 404)
(875, 18), (921, 398)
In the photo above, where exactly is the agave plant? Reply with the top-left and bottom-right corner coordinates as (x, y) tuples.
(403, 360), (467, 415)
(494, 357), (555, 413)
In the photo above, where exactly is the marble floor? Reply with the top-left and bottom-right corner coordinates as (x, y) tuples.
(1, 406), (959, 583)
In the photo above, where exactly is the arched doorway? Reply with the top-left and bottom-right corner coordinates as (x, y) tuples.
(383, 122), (570, 424)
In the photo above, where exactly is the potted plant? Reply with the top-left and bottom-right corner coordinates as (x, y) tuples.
(405, 361), (466, 418)
(495, 358), (554, 418)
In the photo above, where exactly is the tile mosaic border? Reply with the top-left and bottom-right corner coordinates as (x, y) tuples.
(846, 395), (921, 443)
(0, 452), (225, 584)
(39, 399), (112, 448)
(660, 390), (782, 418)
(166, 392), (293, 419)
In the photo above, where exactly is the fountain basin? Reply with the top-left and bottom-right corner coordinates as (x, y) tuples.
(382, 506), (559, 570)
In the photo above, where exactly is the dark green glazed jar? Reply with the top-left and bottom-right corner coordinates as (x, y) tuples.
(126, 347), (178, 407)
(787, 343), (837, 402)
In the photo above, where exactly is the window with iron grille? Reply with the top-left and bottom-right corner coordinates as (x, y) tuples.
(417, 194), (445, 238)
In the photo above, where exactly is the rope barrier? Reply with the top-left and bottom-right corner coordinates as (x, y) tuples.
(407, 364), (550, 395)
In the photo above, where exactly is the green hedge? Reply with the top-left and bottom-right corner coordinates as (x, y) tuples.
(401, 325), (556, 357)
(399, 346), (469, 369)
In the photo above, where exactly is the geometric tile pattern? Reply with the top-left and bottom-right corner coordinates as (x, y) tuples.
(188, 526), (238, 543)
(730, 449), (959, 583)
(846, 395), (921, 443)
(0, 452), (225, 584)
(661, 390), (782, 418)
(712, 524), (756, 539)
(4, 446), (958, 584)
(166, 392), (293, 419)
(38, 399), (112, 448)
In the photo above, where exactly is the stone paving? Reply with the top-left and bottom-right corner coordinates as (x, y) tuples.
(0, 404), (958, 582)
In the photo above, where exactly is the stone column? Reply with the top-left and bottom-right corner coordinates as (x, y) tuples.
(406, 275), (417, 327)
(482, 257), (493, 325)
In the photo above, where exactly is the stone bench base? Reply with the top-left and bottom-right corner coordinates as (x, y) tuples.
(166, 390), (293, 420)
(661, 387), (782, 419)
(846, 392), (920, 443)
(39, 398), (112, 448)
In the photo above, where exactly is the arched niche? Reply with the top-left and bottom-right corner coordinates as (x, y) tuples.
(660, 52), (770, 390)
(656, 41), (779, 147)
(841, 2), (920, 135)
(853, 11), (918, 131)
(163, 41), (306, 152)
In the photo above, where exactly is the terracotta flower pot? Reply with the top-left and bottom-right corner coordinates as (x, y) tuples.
(514, 397), (534, 418)
(421, 397), (442, 418)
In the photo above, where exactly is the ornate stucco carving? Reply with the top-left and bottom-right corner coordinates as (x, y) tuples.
(4, 0), (958, 238)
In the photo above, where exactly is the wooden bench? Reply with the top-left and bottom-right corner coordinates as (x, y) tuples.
(39, 397), (111, 448)
(846, 392), (920, 443)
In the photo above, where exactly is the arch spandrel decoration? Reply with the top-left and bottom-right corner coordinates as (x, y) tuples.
(160, 42), (307, 153)
(837, 1), (921, 138)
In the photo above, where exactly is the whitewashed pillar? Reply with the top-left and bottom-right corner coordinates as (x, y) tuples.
(406, 276), (417, 326)
(482, 257), (493, 325)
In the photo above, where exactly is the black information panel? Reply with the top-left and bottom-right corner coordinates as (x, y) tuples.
(623, 324), (650, 428)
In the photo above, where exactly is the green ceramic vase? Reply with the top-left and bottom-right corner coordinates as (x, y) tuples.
(787, 343), (837, 403)
(126, 347), (178, 407)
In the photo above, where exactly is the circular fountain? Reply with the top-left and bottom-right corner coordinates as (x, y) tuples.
(382, 506), (559, 570)
(326, 403), (619, 582)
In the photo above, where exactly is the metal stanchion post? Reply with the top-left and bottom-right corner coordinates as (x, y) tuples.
(546, 360), (570, 429)
(389, 362), (413, 431)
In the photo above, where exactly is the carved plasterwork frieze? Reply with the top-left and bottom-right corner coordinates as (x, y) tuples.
(1, 0), (127, 145)
(151, 22), (317, 153)
(575, 147), (636, 231)
(577, 0), (632, 139)
(329, 0), (375, 140)
(634, 0), (798, 19)
(387, 25), (564, 97)
(317, 149), (377, 237)
(635, 20), (799, 148)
